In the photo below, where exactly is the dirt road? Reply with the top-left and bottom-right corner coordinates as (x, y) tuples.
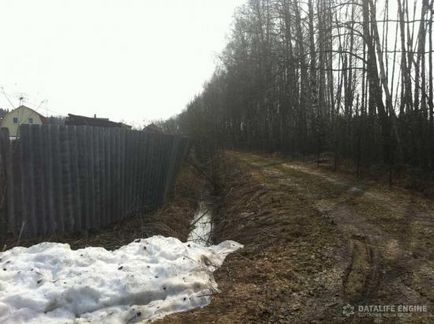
(162, 151), (433, 323)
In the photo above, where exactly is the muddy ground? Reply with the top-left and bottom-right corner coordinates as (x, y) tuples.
(160, 151), (433, 323)
(3, 151), (432, 323)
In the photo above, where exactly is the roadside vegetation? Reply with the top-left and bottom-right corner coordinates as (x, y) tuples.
(161, 0), (434, 190)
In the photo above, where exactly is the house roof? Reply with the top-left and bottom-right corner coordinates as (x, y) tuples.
(65, 114), (131, 129)
(143, 123), (163, 134)
(8, 105), (47, 123)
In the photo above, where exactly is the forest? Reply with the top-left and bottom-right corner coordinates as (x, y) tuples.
(163, 0), (434, 180)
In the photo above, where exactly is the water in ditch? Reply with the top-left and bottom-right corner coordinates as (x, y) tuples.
(187, 201), (213, 246)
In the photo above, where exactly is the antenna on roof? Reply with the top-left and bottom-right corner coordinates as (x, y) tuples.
(18, 94), (26, 106)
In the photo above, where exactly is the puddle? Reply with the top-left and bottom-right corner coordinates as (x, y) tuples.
(188, 201), (212, 246)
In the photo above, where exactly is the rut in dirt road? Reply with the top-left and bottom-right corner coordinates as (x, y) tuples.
(235, 152), (434, 306)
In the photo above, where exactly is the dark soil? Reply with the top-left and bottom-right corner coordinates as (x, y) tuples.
(159, 151), (433, 323)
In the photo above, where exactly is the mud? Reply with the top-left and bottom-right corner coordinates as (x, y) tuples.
(160, 151), (433, 323)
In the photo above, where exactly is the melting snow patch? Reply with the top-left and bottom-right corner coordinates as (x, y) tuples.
(0, 236), (242, 323)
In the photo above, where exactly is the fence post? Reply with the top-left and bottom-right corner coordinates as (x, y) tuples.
(0, 128), (10, 244)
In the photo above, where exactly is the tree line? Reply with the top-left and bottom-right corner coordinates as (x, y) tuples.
(163, 0), (434, 175)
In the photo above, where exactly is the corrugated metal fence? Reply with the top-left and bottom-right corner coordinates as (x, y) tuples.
(0, 125), (189, 239)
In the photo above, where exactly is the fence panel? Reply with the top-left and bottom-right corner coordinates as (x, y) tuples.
(0, 125), (189, 238)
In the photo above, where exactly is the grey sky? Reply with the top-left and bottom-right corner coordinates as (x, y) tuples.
(0, 0), (245, 128)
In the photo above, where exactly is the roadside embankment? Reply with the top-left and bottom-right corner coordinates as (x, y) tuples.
(161, 152), (348, 323)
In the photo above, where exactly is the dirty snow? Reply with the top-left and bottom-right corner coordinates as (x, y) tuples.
(0, 236), (242, 323)
(188, 202), (212, 246)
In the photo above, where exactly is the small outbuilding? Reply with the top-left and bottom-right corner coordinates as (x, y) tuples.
(0, 105), (47, 138)
(65, 114), (131, 129)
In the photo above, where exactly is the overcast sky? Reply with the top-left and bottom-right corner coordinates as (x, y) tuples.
(0, 0), (245, 128)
